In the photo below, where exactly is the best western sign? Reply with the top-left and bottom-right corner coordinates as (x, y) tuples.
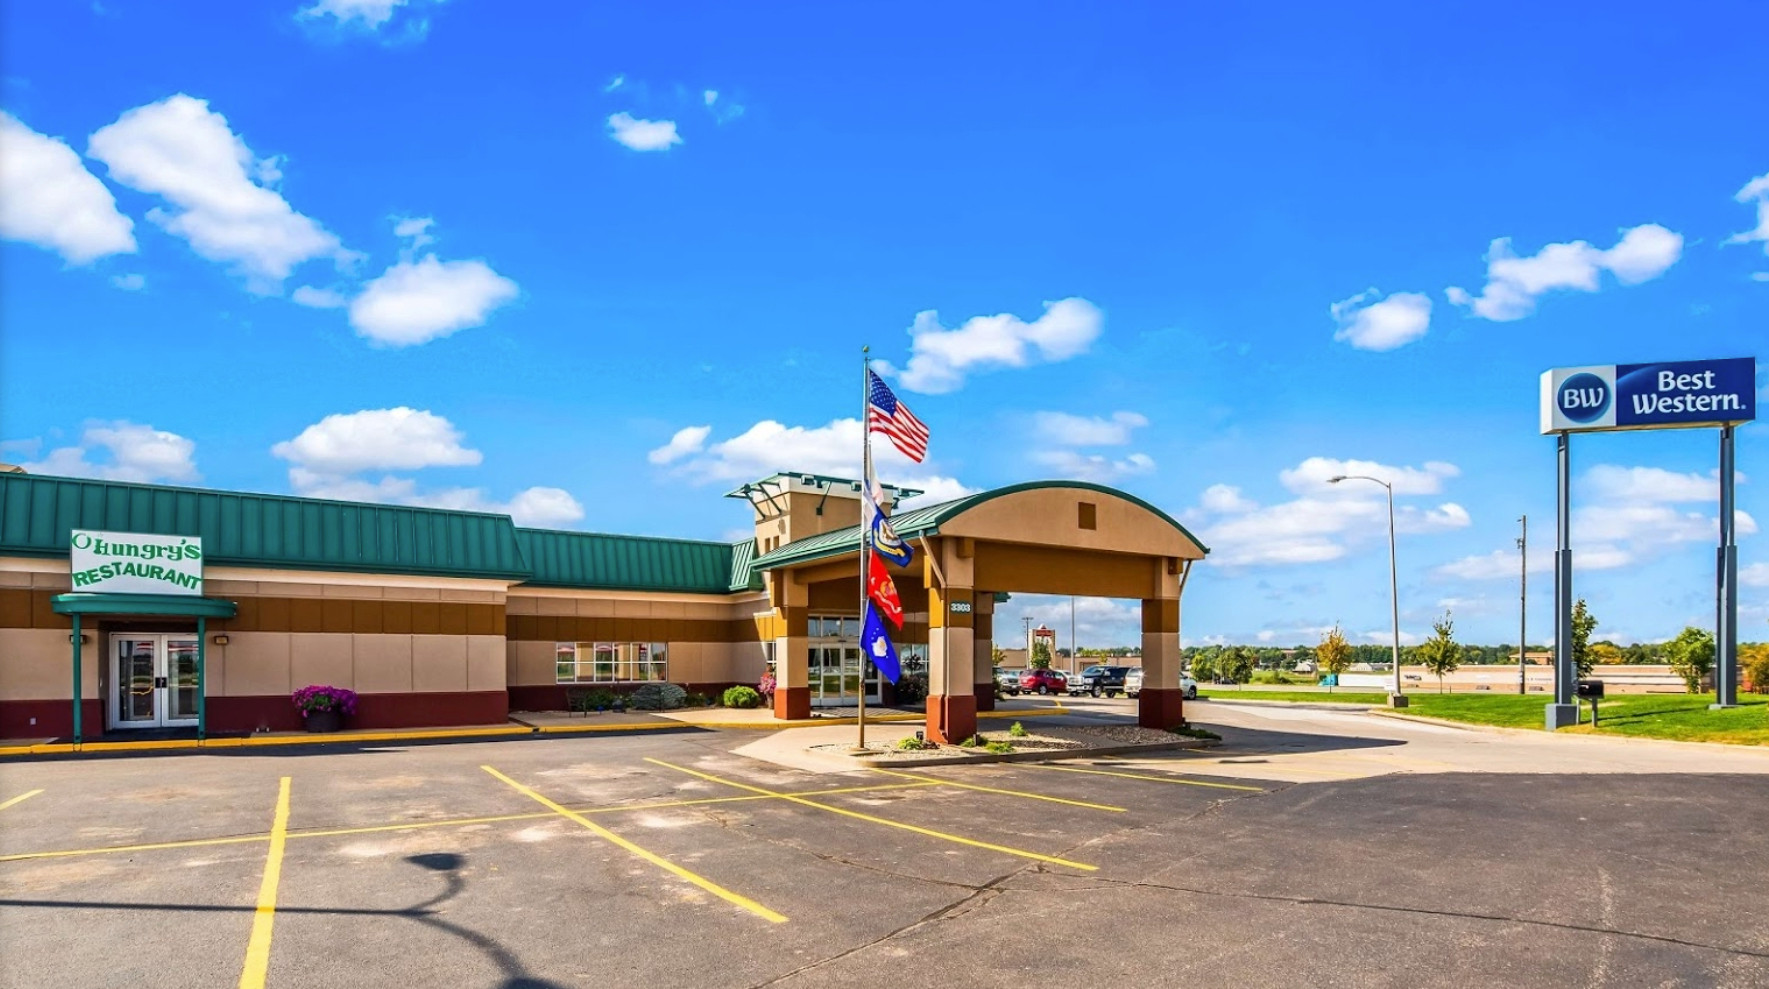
(1540, 357), (1756, 433)
(69, 530), (204, 596)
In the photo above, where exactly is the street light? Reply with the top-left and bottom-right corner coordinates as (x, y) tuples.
(1327, 474), (1406, 708)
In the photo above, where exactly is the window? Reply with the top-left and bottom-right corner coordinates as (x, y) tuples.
(806, 614), (860, 639)
(899, 643), (928, 676)
(554, 642), (669, 683)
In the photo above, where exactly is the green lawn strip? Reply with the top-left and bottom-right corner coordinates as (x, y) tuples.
(1197, 688), (1388, 705)
(1406, 693), (1769, 744)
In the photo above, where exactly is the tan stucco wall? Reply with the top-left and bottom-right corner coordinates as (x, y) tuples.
(504, 589), (770, 687)
(941, 487), (1205, 559)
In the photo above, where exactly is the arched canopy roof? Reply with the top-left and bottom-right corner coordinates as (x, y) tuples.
(750, 480), (1208, 572)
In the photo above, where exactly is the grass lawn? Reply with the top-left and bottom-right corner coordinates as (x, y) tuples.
(1197, 688), (1390, 705)
(1195, 686), (1769, 744)
(1397, 692), (1769, 744)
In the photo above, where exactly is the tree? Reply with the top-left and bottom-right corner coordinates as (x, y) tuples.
(1417, 612), (1462, 693)
(1219, 646), (1255, 685)
(991, 644), (1006, 666)
(1665, 626), (1716, 694)
(1190, 650), (1218, 684)
(1571, 599), (1598, 680)
(1590, 642), (1625, 666)
(1318, 624), (1353, 691)
(1029, 640), (1053, 670)
(1741, 643), (1769, 694)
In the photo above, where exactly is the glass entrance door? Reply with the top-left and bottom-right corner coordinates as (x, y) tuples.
(810, 646), (881, 708)
(109, 634), (200, 729)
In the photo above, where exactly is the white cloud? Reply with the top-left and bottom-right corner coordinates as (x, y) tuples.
(0, 111), (136, 264)
(704, 90), (719, 106)
(604, 75), (626, 93)
(272, 407), (482, 474)
(1446, 223), (1682, 321)
(654, 416), (970, 506)
(1032, 449), (1155, 483)
(1741, 562), (1769, 588)
(1032, 411), (1147, 446)
(295, 0), (433, 37)
(879, 297), (1103, 394)
(291, 285), (347, 308)
(1726, 171), (1769, 258)
(1582, 464), (1734, 503)
(1436, 462), (1756, 579)
(274, 407), (579, 525)
(18, 421), (198, 483)
(1190, 458), (1469, 567)
(1330, 289), (1431, 351)
(1278, 457), (1460, 497)
(607, 113), (681, 151)
(392, 215), (434, 250)
(297, 0), (405, 28)
(348, 254), (519, 346)
(87, 94), (348, 290)
(110, 273), (146, 291)
(703, 89), (745, 123)
(649, 425), (712, 465)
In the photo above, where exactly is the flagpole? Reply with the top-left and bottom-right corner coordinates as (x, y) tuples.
(857, 346), (871, 752)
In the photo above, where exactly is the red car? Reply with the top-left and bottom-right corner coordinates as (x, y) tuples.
(1019, 669), (1069, 695)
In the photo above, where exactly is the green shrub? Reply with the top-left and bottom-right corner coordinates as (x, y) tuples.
(1008, 721), (1028, 738)
(958, 735), (980, 748)
(682, 692), (709, 708)
(984, 740), (1014, 754)
(895, 736), (934, 751)
(894, 673), (928, 705)
(627, 683), (688, 711)
(722, 685), (763, 709)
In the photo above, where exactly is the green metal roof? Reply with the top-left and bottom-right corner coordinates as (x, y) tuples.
(0, 472), (531, 580)
(516, 528), (761, 594)
(727, 538), (763, 592)
(750, 480), (1210, 571)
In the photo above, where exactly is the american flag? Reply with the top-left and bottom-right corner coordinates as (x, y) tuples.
(866, 369), (929, 463)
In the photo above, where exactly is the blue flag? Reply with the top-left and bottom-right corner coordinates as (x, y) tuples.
(871, 512), (913, 568)
(861, 602), (902, 683)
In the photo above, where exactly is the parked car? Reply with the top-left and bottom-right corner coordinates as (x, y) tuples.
(1019, 669), (1069, 695)
(1067, 665), (1131, 697)
(994, 666), (1022, 696)
(1124, 670), (1199, 700)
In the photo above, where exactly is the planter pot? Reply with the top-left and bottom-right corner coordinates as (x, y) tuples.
(303, 709), (344, 733)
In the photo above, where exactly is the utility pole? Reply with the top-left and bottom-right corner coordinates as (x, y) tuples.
(1518, 514), (1528, 695)
(1070, 595), (1078, 673)
(1021, 616), (1033, 664)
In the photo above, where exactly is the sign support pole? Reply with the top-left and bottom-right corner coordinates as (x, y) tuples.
(197, 616), (208, 740)
(71, 614), (83, 745)
(1547, 432), (1579, 730)
(1714, 424), (1739, 709)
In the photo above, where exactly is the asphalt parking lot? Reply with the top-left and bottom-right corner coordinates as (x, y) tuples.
(2, 712), (1767, 988)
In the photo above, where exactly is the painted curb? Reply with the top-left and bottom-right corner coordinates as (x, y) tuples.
(1199, 697), (1384, 712)
(1369, 707), (1769, 751)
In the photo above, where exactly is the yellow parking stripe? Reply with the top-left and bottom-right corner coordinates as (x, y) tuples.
(481, 765), (787, 924)
(871, 770), (1126, 813)
(1027, 763), (1265, 791)
(0, 781), (938, 865)
(647, 758), (1096, 872)
(238, 777), (291, 989)
(0, 789), (43, 812)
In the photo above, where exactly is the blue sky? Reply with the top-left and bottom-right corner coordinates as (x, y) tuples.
(3, 0), (1766, 650)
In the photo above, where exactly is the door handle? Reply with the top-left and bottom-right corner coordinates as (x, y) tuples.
(154, 676), (167, 688)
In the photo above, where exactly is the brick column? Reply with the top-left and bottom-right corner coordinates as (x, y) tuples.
(972, 592), (996, 712)
(1139, 570), (1186, 729)
(770, 572), (811, 720)
(924, 538), (978, 743)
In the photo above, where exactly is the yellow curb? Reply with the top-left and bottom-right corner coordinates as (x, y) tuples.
(533, 722), (696, 735)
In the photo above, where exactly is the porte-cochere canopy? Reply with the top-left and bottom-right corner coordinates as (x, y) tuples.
(745, 480), (1208, 742)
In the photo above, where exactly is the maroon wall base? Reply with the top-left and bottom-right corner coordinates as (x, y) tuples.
(774, 685), (810, 720)
(974, 682), (996, 712)
(1138, 687), (1186, 729)
(0, 699), (104, 740)
(207, 691), (508, 734)
(927, 694), (978, 744)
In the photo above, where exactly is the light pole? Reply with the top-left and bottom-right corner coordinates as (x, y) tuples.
(1021, 616), (1034, 666)
(1517, 515), (1527, 695)
(1328, 474), (1406, 707)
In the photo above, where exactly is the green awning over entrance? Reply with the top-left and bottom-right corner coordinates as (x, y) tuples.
(52, 593), (238, 619)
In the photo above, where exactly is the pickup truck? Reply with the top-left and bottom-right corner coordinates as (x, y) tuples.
(1124, 669), (1200, 700)
(1067, 665), (1130, 697)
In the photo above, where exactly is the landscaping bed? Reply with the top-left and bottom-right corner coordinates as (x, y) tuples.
(809, 723), (1218, 766)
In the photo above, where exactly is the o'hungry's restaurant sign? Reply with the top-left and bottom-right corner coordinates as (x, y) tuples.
(69, 530), (203, 596)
